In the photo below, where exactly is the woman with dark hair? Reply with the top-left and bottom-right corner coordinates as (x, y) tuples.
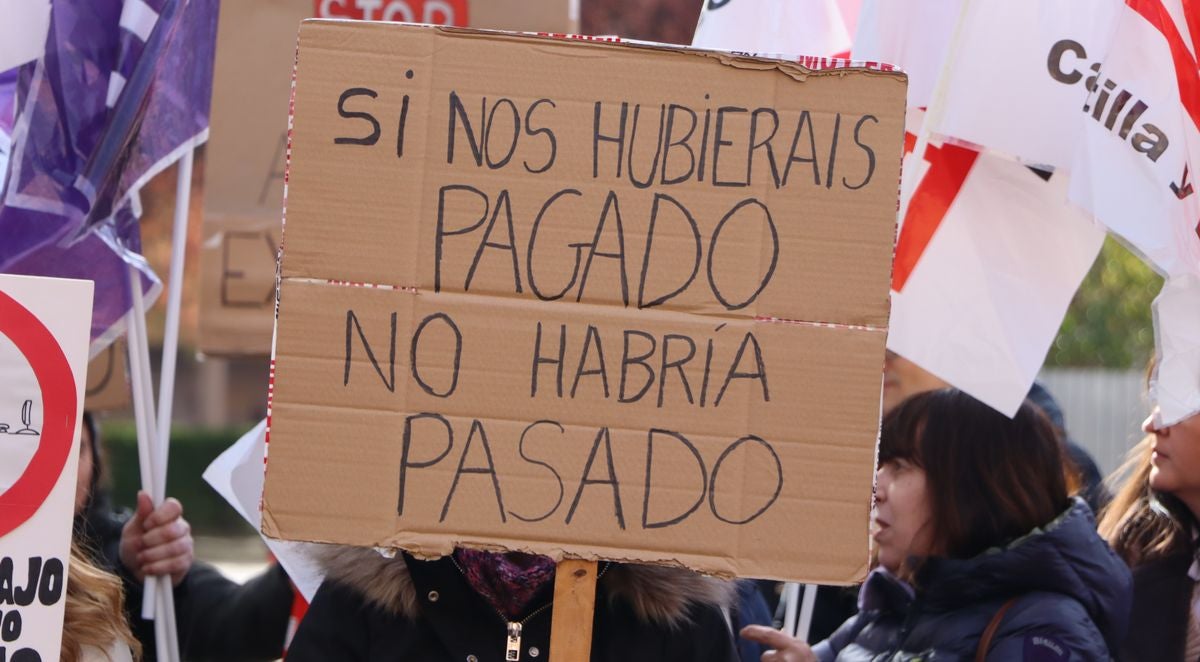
(744, 388), (1131, 661)
(1099, 407), (1200, 660)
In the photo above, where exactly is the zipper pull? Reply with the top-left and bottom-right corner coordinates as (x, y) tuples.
(505, 622), (522, 661)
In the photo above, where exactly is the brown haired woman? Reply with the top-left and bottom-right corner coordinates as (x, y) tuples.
(62, 542), (141, 662)
(1099, 407), (1200, 661)
(744, 388), (1132, 661)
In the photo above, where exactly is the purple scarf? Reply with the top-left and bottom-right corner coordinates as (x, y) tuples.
(454, 549), (556, 620)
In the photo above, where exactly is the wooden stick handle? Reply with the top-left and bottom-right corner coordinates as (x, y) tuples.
(548, 559), (598, 661)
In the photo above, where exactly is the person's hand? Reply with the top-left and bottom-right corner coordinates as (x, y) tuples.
(119, 491), (194, 587)
(740, 625), (819, 662)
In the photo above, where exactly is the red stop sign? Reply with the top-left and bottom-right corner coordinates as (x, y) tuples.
(314, 0), (469, 25)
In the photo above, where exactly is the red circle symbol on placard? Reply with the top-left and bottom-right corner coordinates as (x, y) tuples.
(0, 289), (78, 538)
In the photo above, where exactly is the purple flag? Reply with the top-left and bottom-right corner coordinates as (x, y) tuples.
(0, 69), (14, 177)
(0, 0), (218, 354)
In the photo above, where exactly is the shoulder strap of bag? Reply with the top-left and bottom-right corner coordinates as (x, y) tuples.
(974, 597), (1019, 662)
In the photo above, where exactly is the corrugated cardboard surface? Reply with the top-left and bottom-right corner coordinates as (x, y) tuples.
(263, 21), (906, 583)
(198, 1), (574, 356)
(198, 0), (308, 356)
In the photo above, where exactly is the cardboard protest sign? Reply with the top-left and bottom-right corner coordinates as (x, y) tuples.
(199, 217), (283, 356)
(0, 274), (93, 661)
(199, 0), (574, 356)
(198, 0), (307, 356)
(84, 340), (130, 412)
(261, 21), (905, 583)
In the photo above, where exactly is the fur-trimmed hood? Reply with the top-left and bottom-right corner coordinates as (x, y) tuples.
(318, 546), (737, 628)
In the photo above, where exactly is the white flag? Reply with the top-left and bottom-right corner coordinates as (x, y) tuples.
(933, 0), (1122, 168)
(692, 0), (853, 56)
(853, 0), (1110, 416)
(889, 129), (1105, 416)
(930, 0), (1200, 422)
(851, 0), (961, 109)
(1066, 2), (1200, 279)
(933, 0), (1198, 276)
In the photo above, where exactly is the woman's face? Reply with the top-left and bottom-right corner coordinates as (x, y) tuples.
(873, 458), (934, 573)
(1146, 408), (1200, 511)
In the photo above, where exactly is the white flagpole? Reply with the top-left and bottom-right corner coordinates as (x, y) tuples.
(155, 148), (191, 498)
(152, 148), (193, 662)
(126, 266), (158, 620)
(782, 582), (800, 637)
(796, 583), (818, 643)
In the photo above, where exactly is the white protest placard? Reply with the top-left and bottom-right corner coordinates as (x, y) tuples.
(0, 274), (93, 662)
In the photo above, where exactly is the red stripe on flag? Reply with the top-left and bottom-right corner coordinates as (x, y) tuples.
(892, 140), (980, 292)
(1180, 0), (1200, 52)
(1126, 0), (1200, 132)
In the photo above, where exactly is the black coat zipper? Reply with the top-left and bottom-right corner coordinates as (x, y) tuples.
(449, 556), (610, 661)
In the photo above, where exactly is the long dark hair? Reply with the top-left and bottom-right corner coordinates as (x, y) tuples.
(880, 388), (1072, 560)
(75, 410), (121, 557)
(77, 410), (107, 513)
